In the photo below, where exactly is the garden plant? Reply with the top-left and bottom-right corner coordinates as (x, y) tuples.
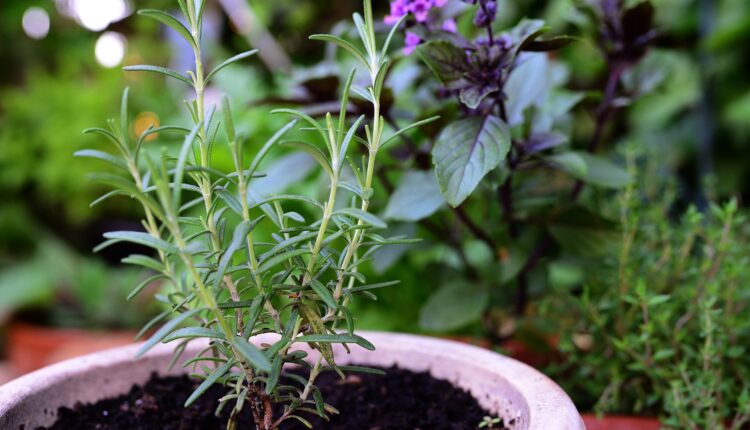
(545, 148), (750, 428)
(349, 0), (658, 339)
(77, 0), (435, 428)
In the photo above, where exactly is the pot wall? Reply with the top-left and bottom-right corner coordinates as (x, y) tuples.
(0, 331), (584, 430)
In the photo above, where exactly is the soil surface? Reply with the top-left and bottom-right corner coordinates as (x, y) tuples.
(36, 366), (507, 430)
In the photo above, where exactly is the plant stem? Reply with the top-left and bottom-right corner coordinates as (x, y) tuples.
(453, 205), (497, 251)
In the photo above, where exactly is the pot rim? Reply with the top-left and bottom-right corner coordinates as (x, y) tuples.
(0, 331), (584, 430)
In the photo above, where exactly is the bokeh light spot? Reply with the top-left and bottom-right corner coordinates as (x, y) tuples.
(22, 7), (50, 40)
(134, 112), (160, 141)
(95, 32), (127, 68)
(71, 0), (131, 32)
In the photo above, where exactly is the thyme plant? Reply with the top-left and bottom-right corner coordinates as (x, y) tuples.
(78, 1), (429, 428)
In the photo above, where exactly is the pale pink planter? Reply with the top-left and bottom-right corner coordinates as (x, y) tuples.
(0, 331), (584, 429)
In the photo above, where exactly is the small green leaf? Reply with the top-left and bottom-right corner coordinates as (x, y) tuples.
(334, 208), (386, 229)
(162, 327), (226, 343)
(214, 220), (253, 289)
(138, 9), (195, 46)
(347, 280), (400, 293)
(103, 231), (179, 254)
(310, 280), (338, 310)
(122, 254), (163, 272)
(205, 49), (259, 83)
(577, 153), (632, 189)
(232, 336), (272, 372)
(137, 307), (205, 357)
(295, 334), (375, 351)
(75, 150), (129, 172)
(381, 116), (440, 148)
(127, 274), (166, 300)
(123, 65), (193, 86)
(184, 360), (233, 407)
(265, 356), (282, 395)
(309, 34), (369, 69)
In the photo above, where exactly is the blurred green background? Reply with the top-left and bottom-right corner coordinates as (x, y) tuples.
(0, 0), (748, 422)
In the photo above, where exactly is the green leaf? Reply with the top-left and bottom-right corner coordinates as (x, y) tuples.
(221, 97), (236, 143)
(415, 41), (467, 84)
(309, 34), (369, 69)
(137, 307), (205, 357)
(280, 141), (333, 179)
(257, 248), (311, 274)
(248, 119), (297, 175)
(74, 149), (129, 172)
(547, 152), (587, 178)
(127, 274), (166, 300)
(232, 336), (272, 372)
(138, 9), (195, 46)
(576, 153), (632, 189)
(123, 65), (193, 86)
(214, 220), (252, 289)
(103, 231), (179, 254)
(295, 334), (375, 351)
(173, 121), (202, 208)
(419, 281), (489, 331)
(162, 327), (226, 343)
(205, 49), (259, 83)
(334, 208), (386, 229)
(265, 356), (282, 395)
(432, 116), (511, 207)
(122, 254), (163, 272)
(385, 170), (445, 222)
(184, 359), (233, 407)
(381, 14), (409, 61)
(327, 365), (386, 375)
(381, 116), (440, 148)
(347, 280), (400, 293)
(310, 280), (338, 310)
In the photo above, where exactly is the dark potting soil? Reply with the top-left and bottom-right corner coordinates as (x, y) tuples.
(35, 366), (507, 430)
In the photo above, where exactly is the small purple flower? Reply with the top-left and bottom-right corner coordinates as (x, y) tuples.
(497, 34), (513, 50)
(409, 0), (433, 23)
(404, 31), (422, 54)
(442, 18), (457, 33)
(473, 0), (497, 27)
(385, 0), (409, 25)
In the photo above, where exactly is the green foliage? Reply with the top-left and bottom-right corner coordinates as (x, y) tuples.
(81, 1), (424, 429)
(0, 238), (156, 329)
(545, 156), (750, 428)
(375, 1), (655, 335)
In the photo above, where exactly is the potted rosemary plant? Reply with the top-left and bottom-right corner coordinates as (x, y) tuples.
(0, 1), (582, 429)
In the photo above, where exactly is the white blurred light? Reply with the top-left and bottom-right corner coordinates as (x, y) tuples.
(22, 7), (50, 40)
(71, 0), (131, 31)
(95, 32), (127, 68)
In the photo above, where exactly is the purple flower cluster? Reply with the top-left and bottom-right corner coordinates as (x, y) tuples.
(462, 0), (498, 28)
(385, 0), (456, 54)
(385, 0), (448, 25)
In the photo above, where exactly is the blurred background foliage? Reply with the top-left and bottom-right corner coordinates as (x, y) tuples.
(0, 0), (748, 422)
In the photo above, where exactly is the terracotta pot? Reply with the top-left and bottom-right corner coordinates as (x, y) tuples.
(0, 331), (584, 430)
(582, 414), (661, 430)
(6, 322), (137, 375)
